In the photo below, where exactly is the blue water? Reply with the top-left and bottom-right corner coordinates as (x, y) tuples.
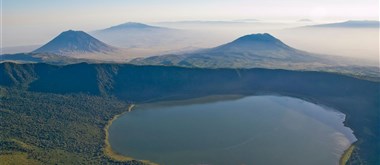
(109, 95), (356, 165)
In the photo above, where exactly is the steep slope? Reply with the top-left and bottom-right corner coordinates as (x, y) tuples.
(33, 30), (118, 55)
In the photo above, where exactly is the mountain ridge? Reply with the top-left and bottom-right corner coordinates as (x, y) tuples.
(301, 20), (380, 28)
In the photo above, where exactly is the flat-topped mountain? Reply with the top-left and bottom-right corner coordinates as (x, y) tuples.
(100, 22), (168, 31)
(91, 22), (185, 50)
(33, 30), (117, 55)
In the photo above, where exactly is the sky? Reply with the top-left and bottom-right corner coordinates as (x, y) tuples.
(1, 0), (379, 47)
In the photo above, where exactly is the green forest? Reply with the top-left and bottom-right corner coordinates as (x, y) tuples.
(0, 88), (146, 164)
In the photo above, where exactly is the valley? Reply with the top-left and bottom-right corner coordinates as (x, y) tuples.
(0, 62), (379, 164)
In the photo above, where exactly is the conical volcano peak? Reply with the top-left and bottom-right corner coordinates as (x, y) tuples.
(33, 30), (117, 55)
(53, 30), (97, 42)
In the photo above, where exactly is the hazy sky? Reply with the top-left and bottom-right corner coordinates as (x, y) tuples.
(1, 0), (379, 47)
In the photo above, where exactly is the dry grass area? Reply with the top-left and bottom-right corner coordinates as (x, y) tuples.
(0, 152), (41, 165)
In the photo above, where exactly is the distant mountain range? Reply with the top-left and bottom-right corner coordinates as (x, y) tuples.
(158, 20), (251, 24)
(1, 29), (378, 81)
(33, 30), (118, 55)
(302, 20), (379, 28)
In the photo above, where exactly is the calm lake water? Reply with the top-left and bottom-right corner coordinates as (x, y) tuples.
(109, 95), (356, 165)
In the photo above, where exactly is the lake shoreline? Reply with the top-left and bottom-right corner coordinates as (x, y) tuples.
(103, 104), (134, 162)
(103, 104), (158, 165)
(275, 93), (357, 164)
